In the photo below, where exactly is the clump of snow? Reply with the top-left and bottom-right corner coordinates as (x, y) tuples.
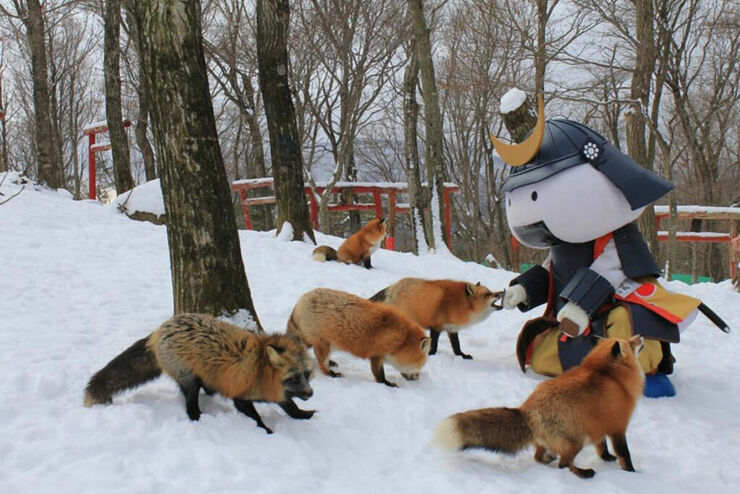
(219, 309), (261, 333)
(113, 179), (165, 216)
(1, 182), (740, 492)
(276, 221), (294, 241)
(500, 88), (528, 114)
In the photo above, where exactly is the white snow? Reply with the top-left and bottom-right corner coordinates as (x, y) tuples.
(654, 205), (740, 217)
(114, 179), (166, 217)
(500, 88), (528, 114)
(2, 174), (740, 492)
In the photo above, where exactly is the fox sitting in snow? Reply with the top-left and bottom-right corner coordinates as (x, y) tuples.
(312, 217), (387, 269)
(84, 314), (315, 433)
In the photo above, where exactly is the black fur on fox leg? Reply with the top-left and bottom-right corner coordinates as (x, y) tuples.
(196, 377), (216, 396)
(233, 399), (273, 434)
(178, 378), (201, 421)
(279, 398), (316, 419)
(328, 370), (344, 378)
(363, 256), (372, 269)
(610, 433), (635, 472)
(595, 438), (617, 462)
(328, 360), (338, 368)
(371, 357), (398, 387)
(448, 332), (473, 359)
(429, 329), (441, 355)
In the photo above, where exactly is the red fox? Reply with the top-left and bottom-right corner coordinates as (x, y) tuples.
(83, 314), (315, 433)
(312, 217), (387, 269)
(370, 278), (502, 359)
(287, 288), (431, 387)
(433, 336), (645, 478)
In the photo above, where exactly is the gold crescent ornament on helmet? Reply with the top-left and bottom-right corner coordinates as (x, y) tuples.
(491, 93), (545, 167)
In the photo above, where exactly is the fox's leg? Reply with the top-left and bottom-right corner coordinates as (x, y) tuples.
(278, 398), (316, 420)
(362, 255), (372, 269)
(233, 399), (273, 434)
(176, 375), (201, 421)
(595, 438), (617, 462)
(429, 329), (441, 355)
(447, 332), (473, 359)
(370, 356), (398, 387)
(314, 340), (342, 378)
(534, 445), (556, 464)
(196, 377), (216, 396)
(610, 432), (635, 472)
(558, 442), (594, 479)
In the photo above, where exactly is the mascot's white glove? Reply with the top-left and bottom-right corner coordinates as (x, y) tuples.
(557, 302), (590, 337)
(503, 285), (528, 309)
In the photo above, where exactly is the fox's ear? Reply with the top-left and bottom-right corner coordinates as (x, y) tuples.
(465, 283), (476, 296)
(420, 337), (431, 354)
(476, 281), (481, 286)
(610, 341), (622, 358)
(378, 217), (386, 224)
(266, 345), (284, 367)
(628, 335), (644, 353)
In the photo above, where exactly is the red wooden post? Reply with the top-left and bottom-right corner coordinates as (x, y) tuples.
(373, 189), (383, 218)
(444, 188), (452, 248)
(238, 188), (252, 230)
(308, 189), (320, 230)
(88, 133), (96, 199)
(386, 191), (396, 251)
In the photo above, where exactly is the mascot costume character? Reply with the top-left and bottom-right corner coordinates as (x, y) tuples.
(495, 95), (730, 398)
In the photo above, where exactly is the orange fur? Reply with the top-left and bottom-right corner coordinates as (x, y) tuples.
(287, 288), (430, 386)
(372, 278), (500, 358)
(312, 218), (387, 267)
(434, 336), (645, 478)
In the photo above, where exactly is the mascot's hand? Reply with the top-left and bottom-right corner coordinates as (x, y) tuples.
(503, 285), (527, 309)
(557, 302), (589, 337)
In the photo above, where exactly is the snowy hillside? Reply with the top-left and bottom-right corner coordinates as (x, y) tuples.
(1, 173), (739, 493)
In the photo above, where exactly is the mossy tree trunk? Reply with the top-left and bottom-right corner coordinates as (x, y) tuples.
(133, 0), (262, 325)
(256, 0), (315, 243)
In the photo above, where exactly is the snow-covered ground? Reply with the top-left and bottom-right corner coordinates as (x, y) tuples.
(1, 173), (739, 493)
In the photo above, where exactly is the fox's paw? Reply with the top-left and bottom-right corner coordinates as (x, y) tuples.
(328, 370), (343, 378)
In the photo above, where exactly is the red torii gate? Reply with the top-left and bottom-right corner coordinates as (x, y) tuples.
(82, 119), (131, 200)
(231, 178), (459, 250)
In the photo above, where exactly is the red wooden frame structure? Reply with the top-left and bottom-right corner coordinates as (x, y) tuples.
(231, 178), (459, 250)
(82, 119), (131, 200)
(654, 205), (740, 279)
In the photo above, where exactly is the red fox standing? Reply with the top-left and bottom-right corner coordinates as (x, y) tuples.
(433, 336), (645, 478)
(370, 278), (502, 359)
(83, 314), (315, 433)
(312, 217), (387, 269)
(287, 288), (431, 387)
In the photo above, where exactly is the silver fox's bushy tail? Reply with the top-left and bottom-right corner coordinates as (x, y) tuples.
(433, 407), (533, 455)
(83, 336), (162, 407)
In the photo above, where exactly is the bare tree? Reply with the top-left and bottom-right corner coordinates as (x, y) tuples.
(1, 0), (62, 187)
(256, 0), (315, 242)
(408, 0), (447, 250)
(132, 0), (263, 322)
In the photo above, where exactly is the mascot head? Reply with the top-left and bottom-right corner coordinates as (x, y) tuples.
(492, 94), (673, 249)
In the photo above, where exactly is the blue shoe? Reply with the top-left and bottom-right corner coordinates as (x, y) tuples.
(643, 373), (676, 398)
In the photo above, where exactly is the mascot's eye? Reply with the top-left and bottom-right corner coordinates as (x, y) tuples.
(531, 191), (538, 201)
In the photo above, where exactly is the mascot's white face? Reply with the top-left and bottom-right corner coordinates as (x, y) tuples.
(505, 163), (644, 248)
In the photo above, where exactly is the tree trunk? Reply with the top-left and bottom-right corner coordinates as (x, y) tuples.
(256, 0), (315, 243)
(134, 0), (262, 324)
(403, 44), (429, 255)
(534, 0), (548, 96)
(25, 0), (61, 188)
(501, 93), (538, 143)
(242, 76), (274, 231)
(104, 0), (135, 193)
(626, 0), (658, 255)
(126, 6), (157, 182)
(408, 0), (446, 250)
